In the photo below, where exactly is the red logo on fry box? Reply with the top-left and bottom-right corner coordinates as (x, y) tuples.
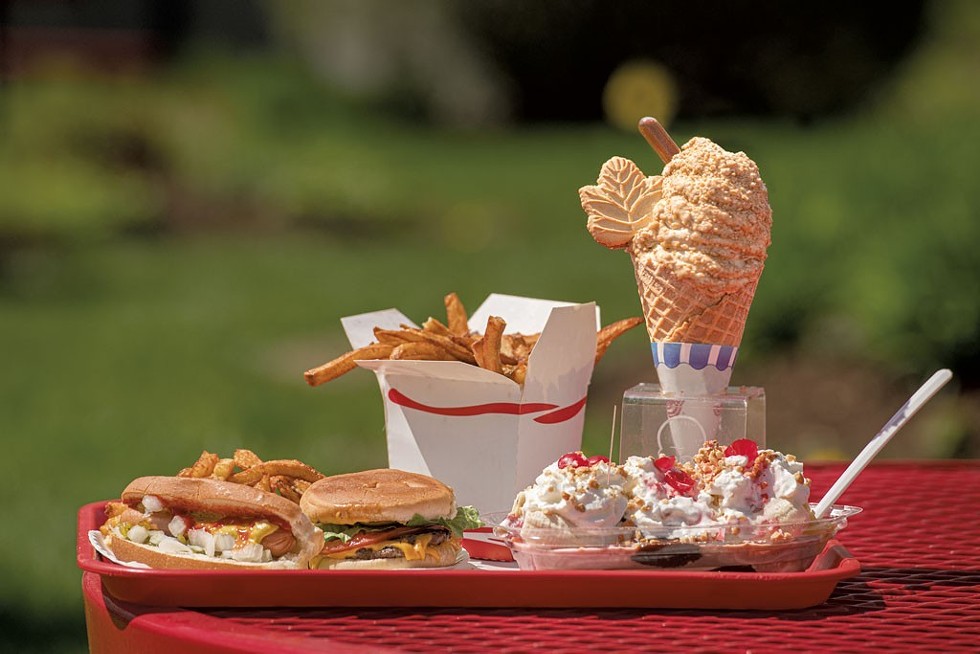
(388, 388), (587, 425)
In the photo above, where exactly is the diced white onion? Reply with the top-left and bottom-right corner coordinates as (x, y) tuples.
(262, 548), (272, 562)
(187, 529), (216, 557)
(168, 515), (189, 538)
(214, 533), (235, 552)
(157, 537), (192, 555)
(127, 525), (149, 544)
(142, 495), (164, 514)
(230, 542), (265, 563)
(148, 530), (166, 546)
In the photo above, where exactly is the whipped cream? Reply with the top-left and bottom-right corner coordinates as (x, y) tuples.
(693, 441), (813, 529)
(509, 459), (628, 530)
(622, 455), (716, 539)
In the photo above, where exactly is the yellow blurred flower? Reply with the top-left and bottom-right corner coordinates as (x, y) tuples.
(602, 59), (678, 131)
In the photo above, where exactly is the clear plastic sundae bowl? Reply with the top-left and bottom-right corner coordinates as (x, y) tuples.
(490, 504), (861, 572)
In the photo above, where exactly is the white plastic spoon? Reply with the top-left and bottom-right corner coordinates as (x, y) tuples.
(814, 368), (953, 518)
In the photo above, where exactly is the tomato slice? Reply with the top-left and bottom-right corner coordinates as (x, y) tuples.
(319, 525), (437, 555)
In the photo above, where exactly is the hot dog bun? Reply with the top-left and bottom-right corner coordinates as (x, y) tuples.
(102, 533), (309, 570)
(102, 476), (321, 570)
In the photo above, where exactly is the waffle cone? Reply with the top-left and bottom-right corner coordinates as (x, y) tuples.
(632, 258), (757, 347)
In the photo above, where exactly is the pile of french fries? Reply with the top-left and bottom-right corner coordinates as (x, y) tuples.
(177, 449), (324, 504)
(304, 292), (642, 387)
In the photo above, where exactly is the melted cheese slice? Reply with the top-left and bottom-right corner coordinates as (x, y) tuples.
(324, 533), (435, 561)
(204, 520), (279, 546)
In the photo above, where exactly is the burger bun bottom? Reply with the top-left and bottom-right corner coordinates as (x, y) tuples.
(312, 540), (462, 570)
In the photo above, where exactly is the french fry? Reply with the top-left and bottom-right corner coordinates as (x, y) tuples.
(504, 333), (539, 362)
(211, 458), (235, 481)
(421, 317), (453, 337)
(373, 327), (412, 345)
(471, 335), (484, 367)
(233, 448), (262, 469)
(175, 449), (322, 505)
(473, 334), (530, 368)
(594, 316), (644, 363)
(444, 292), (468, 336)
(272, 475), (303, 503)
(391, 341), (455, 361)
(504, 362), (527, 385)
(303, 291), (641, 389)
(479, 315), (506, 373)
(399, 327), (477, 364)
(178, 451), (219, 478)
(304, 342), (394, 386)
(228, 460), (325, 486)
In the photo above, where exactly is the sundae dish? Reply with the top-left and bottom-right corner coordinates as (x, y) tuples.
(580, 120), (772, 347)
(496, 440), (860, 572)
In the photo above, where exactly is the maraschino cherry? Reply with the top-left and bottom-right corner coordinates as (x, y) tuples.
(557, 452), (609, 469)
(653, 455), (695, 493)
(724, 439), (759, 461)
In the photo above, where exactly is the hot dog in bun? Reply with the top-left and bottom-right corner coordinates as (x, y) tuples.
(100, 476), (322, 570)
(300, 468), (481, 570)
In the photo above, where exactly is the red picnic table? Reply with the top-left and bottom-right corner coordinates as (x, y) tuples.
(80, 461), (980, 653)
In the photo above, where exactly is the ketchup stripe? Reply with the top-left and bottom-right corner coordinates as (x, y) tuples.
(533, 397), (587, 424)
(387, 389), (587, 424)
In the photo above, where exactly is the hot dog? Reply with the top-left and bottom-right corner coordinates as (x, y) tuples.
(100, 476), (322, 570)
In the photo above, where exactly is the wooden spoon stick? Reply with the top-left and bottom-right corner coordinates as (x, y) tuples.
(638, 117), (680, 165)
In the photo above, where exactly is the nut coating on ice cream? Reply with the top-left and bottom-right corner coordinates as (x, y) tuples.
(637, 137), (771, 295)
(579, 127), (772, 346)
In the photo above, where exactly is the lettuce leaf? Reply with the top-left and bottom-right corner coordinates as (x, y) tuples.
(406, 505), (483, 538)
(317, 506), (483, 542)
(316, 524), (365, 543)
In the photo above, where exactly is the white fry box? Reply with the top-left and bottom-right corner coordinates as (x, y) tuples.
(341, 294), (599, 513)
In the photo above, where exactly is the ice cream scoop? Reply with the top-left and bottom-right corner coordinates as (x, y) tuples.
(504, 453), (629, 545)
(622, 455), (716, 539)
(691, 440), (813, 532)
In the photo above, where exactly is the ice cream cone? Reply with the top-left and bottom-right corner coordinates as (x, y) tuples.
(632, 259), (757, 348)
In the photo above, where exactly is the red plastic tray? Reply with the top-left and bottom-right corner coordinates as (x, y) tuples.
(78, 501), (860, 610)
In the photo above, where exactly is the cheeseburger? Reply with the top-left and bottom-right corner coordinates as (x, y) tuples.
(300, 468), (481, 570)
(100, 476), (322, 570)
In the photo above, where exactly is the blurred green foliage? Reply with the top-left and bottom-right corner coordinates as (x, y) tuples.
(0, 74), (161, 239)
(2, 50), (979, 378)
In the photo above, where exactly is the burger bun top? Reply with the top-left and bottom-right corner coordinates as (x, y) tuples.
(300, 468), (456, 525)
